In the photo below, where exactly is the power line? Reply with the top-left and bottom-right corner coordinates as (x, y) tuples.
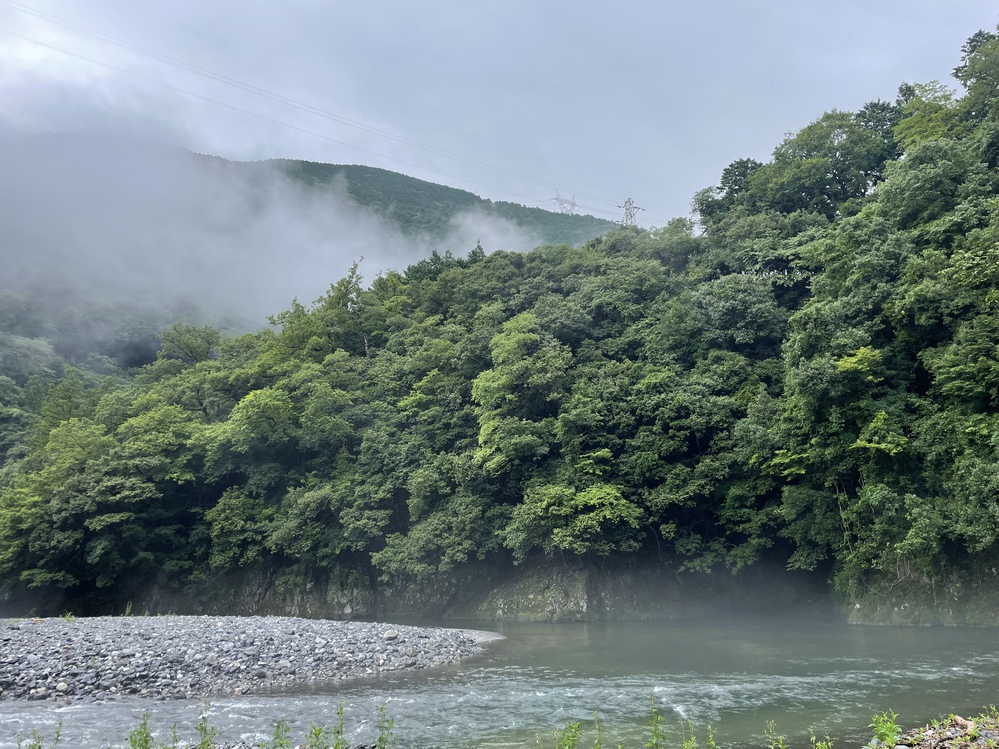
(0, 0), (670, 223)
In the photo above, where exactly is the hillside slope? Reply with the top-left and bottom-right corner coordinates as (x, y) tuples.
(274, 159), (618, 244)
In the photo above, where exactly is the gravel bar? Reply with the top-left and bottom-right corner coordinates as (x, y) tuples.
(0, 616), (488, 703)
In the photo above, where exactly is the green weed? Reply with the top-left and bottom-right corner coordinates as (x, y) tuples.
(647, 696), (668, 749)
(552, 721), (583, 749)
(128, 713), (155, 749)
(331, 701), (349, 749)
(679, 720), (697, 749)
(705, 725), (717, 749)
(375, 704), (396, 749)
(194, 704), (216, 749)
(261, 717), (292, 749)
(16, 721), (61, 749)
(809, 728), (834, 749)
(869, 710), (901, 746)
(304, 722), (332, 749)
(16, 730), (37, 749)
(591, 711), (604, 749)
(16, 730), (44, 749)
(765, 720), (788, 749)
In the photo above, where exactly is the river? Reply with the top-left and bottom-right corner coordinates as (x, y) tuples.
(2, 615), (998, 748)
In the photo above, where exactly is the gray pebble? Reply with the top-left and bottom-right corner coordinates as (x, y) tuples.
(0, 616), (482, 703)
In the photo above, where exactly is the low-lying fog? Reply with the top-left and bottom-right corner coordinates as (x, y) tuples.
(0, 133), (540, 330)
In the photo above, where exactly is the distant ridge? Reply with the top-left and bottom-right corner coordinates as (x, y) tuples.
(272, 159), (618, 245)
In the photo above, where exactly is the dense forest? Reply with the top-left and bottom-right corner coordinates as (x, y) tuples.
(3, 27), (999, 612)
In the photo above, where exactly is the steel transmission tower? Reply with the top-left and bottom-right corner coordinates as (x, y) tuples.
(552, 190), (577, 215)
(618, 197), (643, 225)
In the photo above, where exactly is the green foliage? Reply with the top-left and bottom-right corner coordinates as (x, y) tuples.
(205, 487), (272, 568)
(375, 704), (396, 749)
(5, 24), (999, 607)
(894, 82), (963, 150)
(875, 139), (982, 230)
(195, 705), (216, 749)
(325, 702), (349, 749)
(158, 323), (221, 364)
(15, 721), (61, 749)
(262, 718), (293, 749)
(647, 696), (668, 749)
(554, 721), (583, 749)
(765, 721), (788, 749)
(129, 713), (156, 749)
(869, 711), (902, 746)
(304, 723), (334, 749)
(809, 729), (833, 749)
(503, 483), (644, 561)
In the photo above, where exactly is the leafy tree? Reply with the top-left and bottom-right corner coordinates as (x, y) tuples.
(472, 312), (572, 475)
(893, 82), (963, 150)
(158, 323), (221, 364)
(502, 482), (644, 561)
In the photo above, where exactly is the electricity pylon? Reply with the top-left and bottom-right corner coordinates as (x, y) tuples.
(618, 198), (643, 225)
(552, 190), (577, 215)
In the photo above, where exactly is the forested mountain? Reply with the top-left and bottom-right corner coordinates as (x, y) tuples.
(275, 160), (618, 244)
(4, 27), (999, 618)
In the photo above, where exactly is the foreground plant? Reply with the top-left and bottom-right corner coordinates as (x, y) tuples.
(809, 728), (834, 749)
(15, 721), (61, 749)
(869, 710), (902, 747)
(375, 703), (397, 749)
(194, 704), (216, 749)
(647, 695), (668, 749)
(260, 717), (292, 749)
(765, 720), (788, 749)
(128, 714), (156, 749)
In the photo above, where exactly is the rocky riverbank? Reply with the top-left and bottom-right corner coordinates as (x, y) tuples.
(892, 713), (999, 749)
(0, 616), (489, 702)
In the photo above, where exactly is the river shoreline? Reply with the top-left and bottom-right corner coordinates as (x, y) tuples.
(0, 616), (490, 703)
(2, 618), (993, 749)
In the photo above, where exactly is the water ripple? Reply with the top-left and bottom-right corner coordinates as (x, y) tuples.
(2, 620), (997, 748)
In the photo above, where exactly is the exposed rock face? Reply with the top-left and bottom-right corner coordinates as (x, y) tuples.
(121, 560), (832, 622)
(0, 616), (484, 702)
(8, 559), (836, 623)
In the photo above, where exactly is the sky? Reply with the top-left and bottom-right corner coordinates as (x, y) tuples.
(1, 0), (997, 229)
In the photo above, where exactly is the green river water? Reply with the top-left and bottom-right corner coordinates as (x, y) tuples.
(2, 616), (998, 748)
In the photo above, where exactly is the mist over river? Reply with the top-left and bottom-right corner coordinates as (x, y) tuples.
(3, 616), (998, 748)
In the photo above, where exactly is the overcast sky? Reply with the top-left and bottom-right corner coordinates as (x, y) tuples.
(1, 0), (997, 227)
